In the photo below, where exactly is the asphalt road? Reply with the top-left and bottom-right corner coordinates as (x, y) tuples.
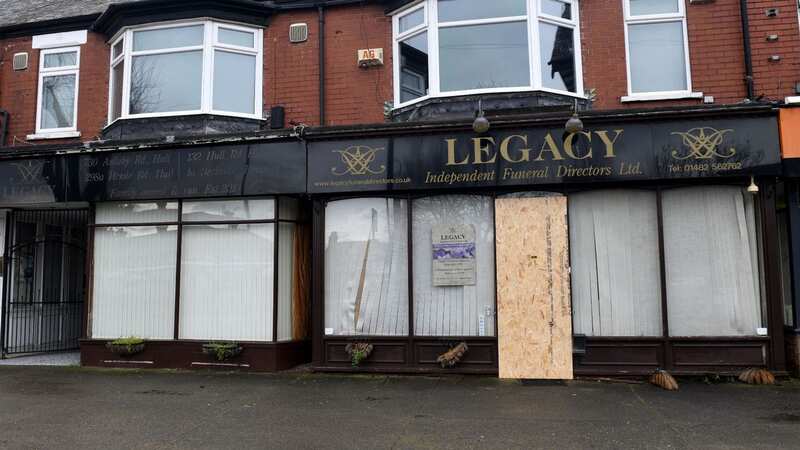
(0, 366), (798, 449)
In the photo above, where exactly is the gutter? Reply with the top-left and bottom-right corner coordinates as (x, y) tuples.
(0, 109), (8, 147)
(318, 4), (326, 126)
(739, 0), (755, 100)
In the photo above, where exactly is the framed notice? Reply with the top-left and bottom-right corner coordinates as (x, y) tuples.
(432, 224), (476, 286)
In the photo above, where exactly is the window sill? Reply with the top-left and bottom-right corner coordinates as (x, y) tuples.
(620, 92), (703, 103)
(26, 131), (81, 140)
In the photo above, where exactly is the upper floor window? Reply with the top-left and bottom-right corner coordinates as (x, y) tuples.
(109, 21), (262, 123)
(623, 0), (696, 101)
(36, 47), (80, 135)
(392, 0), (582, 108)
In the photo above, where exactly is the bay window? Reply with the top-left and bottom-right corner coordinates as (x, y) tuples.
(91, 197), (308, 342)
(36, 47), (80, 136)
(622, 0), (697, 101)
(392, 0), (582, 108)
(108, 21), (262, 122)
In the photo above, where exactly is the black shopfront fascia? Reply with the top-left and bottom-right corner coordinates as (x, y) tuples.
(304, 109), (788, 375)
(0, 107), (788, 374)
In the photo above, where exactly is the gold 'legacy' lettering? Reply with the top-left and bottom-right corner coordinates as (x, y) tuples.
(445, 130), (622, 166)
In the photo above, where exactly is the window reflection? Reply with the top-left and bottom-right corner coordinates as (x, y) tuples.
(130, 51), (203, 114)
(540, 22), (576, 93)
(438, 0), (526, 22)
(399, 32), (429, 103)
(439, 22), (530, 92)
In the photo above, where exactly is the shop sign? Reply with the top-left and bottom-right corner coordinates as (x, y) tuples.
(307, 115), (781, 193)
(74, 142), (306, 201)
(432, 224), (476, 286)
(0, 156), (64, 204)
(0, 142), (307, 205)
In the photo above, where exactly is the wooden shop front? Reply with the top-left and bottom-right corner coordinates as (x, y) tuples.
(306, 105), (787, 378)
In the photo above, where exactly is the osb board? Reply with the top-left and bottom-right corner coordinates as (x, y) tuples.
(495, 195), (573, 380)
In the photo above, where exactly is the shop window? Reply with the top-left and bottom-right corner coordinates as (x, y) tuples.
(108, 21), (262, 122)
(412, 195), (495, 337)
(36, 47), (80, 136)
(392, 0), (581, 108)
(90, 198), (307, 342)
(569, 186), (765, 338)
(324, 198), (409, 336)
(179, 199), (275, 341)
(662, 186), (763, 336)
(323, 195), (496, 338)
(623, 0), (695, 101)
(569, 190), (663, 336)
(92, 202), (179, 339)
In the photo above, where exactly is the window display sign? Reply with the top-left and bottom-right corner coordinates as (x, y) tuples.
(432, 224), (476, 286)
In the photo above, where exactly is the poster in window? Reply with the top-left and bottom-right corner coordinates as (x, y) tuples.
(432, 224), (476, 286)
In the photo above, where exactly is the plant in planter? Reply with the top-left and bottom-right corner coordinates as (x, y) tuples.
(345, 343), (373, 367)
(202, 342), (243, 362)
(106, 337), (146, 356)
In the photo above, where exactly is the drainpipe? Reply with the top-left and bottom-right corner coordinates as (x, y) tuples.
(739, 0), (755, 100)
(0, 109), (8, 148)
(318, 4), (326, 126)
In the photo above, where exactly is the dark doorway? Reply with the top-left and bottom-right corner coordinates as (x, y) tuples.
(1, 209), (88, 356)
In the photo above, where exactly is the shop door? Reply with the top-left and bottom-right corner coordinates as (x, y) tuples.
(495, 193), (573, 379)
(1, 210), (88, 356)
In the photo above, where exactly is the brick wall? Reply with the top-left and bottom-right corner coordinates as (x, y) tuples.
(2, 0), (800, 145)
(264, 9), (321, 127)
(747, 0), (800, 101)
(0, 32), (109, 147)
(582, 0), (748, 110)
(0, 36), (39, 145)
(264, 3), (392, 127)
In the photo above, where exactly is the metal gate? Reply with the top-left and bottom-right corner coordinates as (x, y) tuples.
(1, 209), (88, 356)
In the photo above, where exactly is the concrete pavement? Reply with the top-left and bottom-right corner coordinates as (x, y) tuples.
(0, 366), (798, 449)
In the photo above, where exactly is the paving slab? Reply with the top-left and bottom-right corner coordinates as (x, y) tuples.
(0, 367), (797, 450)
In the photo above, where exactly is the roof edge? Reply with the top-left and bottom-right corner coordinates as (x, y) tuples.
(0, 14), (100, 39)
(93, 0), (274, 37)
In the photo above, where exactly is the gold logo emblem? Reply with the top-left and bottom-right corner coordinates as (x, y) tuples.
(13, 160), (46, 183)
(670, 127), (735, 160)
(332, 145), (386, 176)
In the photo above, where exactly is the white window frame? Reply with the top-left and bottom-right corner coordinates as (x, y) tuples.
(391, 0), (584, 109)
(34, 46), (80, 137)
(107, 19), (263, 124)
(621, 0), (701, 102)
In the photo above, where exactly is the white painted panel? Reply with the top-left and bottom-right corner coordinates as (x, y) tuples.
(33, 30), (88, 49)
(92, 226), (177, 339)
(179, 224), (274, 341)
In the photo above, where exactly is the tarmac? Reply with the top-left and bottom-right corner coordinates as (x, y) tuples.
(0, 366), (798, 449)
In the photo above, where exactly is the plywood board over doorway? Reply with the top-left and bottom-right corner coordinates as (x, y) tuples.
(495, 194), (572, 379)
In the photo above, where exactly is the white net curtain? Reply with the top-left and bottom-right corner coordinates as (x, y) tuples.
(569, 186), (764, 338)
(91, 198), (302, 342)
(412, 195), (495, 337)
(324, 198), (409, 336)
(569, 190), (663, 336)
(662, 186), (762, 336)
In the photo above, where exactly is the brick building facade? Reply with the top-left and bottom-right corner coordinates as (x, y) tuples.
(0, 0), (797, 379)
